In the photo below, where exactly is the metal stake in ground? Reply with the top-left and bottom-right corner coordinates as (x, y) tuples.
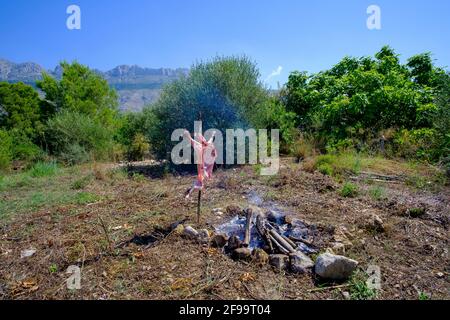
(197, 189), (202, 223)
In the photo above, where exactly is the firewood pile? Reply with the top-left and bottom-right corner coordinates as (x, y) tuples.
(209, 206), (317, 273)
(178, 205), (359, 279)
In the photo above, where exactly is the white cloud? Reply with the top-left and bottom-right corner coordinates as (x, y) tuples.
(266, 66), (283, 81)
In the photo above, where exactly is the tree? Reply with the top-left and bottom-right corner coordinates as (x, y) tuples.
(0, 82), (43, 138)
(148, 56), (269, 158)
(432, 72), (450, 161)
(407, 53), (434, 86)
(0, 129), (12, 171)
(283, 46), (447, 159)
(37, 61), (119, 126)
(116, 111), (155, 160)
(37, 62), (121, 164)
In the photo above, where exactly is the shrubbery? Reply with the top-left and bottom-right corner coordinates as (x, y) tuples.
(46, 110), (116, 165)
(0, 129), (12, 171)
(340, 182), (359, 198)
(148, 56), (270, 158)
(116, 111), (154, 161)
(0, 48), (448, 173)
(0, 82), (44, 139)
(282, 46), (449, 163)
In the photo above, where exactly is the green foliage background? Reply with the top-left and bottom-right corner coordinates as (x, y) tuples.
(0, 47), (448, 173)
(283, 46), (449, 161)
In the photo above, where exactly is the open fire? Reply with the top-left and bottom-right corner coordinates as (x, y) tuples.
(215, 191), (318, 255)
(208, 191), (322, 273)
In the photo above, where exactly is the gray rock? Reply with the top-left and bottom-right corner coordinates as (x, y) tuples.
(372, 215), (385, 232)
(183, 226), (199, 239)
(289, 251), (314, 274)
(314, 252), (358, 280)
(269, 254), (289, 271)
(212, 208), (224, 214)
(233, 248), (252, 261)
(198, 229), (210, 243)
(252, 248), (269, 265)
(20, 249), (36, 259)
(227, 235), (243, 251)
(211, 234), (228, 248)
(330, 242), (346, 255)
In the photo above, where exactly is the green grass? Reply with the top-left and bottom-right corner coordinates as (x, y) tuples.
(418, 292), (430, 300)
(131, 173), (146, 183)
(0, 164), (101, 221)
(312, 152), (445, 188)
(317, 163), (333, 176)
(49, 264), (58, 274)
(314, 153), (365, 177)
(0, 162), (61, 192)
(408, 207), (426, 218)
(0, 173), (33, 191)
(28, 161), (59, 178)
(71, 175), (93, 190)
(0, 191), (100, 220)
(340, 182), (359, 198)
(253, 163), (263, 176)
(349, 271), (377, 300)
(405, 171), (447, 191)
(369, 186), (386, 201)
(74, 192), (99, 204)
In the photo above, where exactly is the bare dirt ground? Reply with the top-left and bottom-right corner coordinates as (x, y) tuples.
(0, 158), (448, 300)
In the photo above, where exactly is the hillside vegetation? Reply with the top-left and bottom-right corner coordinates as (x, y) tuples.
(1, 46), (448, 176)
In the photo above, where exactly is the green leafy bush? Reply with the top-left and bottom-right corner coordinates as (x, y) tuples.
(317, 163), (333, 176)
(289, 131), (318, 161)
(58, 143), (90, 165)
(418, 292), (430, 300)
(393, 128), (438, 161)
(349, 270), (377, 300)
(283, 46), (449, 162)
(149, 56), (269, 158)
(315, 154), (335, 168)
(46, 111), (116, 164)
(129, 133), (150, 161)
(116, 112), (154, 161)
(256, 97), (297, 149)
(0, 82), (44, 139)
(340, 182), (359, 198)
(37, 61), (119, 126)
(0, 129), (12, 171)
(8, 129), (44, 164)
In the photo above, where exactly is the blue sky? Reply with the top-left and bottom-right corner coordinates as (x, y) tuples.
(0, 0), (449, 87)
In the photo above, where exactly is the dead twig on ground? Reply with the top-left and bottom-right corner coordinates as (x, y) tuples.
(308, 284), (352, 293)
(185, 271), (235, 299)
